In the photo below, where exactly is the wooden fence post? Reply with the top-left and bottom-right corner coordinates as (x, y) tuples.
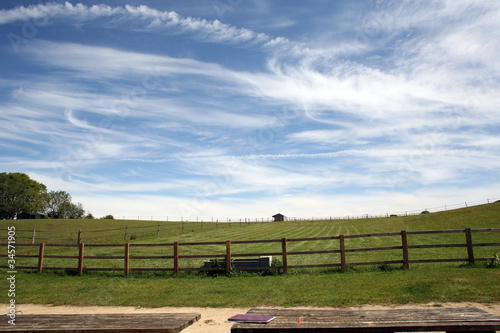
(124, 226), (128, 241)
(465, 228), (475, 265)
(226, 241), (231, 274)
(77, 229), (82, 244)
(32, 228), (36, 244)
(401, 230), (409, 269)
(281, 238), (288, 275)
(339, 235), (347, 272)
(37, 243), (45, 274)
(173, 242), (179, 276)
(124, 243), (130, 277)
(78, 243), (84, 276)
(157, 222), (160, 236)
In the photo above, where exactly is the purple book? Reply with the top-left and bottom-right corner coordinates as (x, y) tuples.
(228, 314), (276, 323)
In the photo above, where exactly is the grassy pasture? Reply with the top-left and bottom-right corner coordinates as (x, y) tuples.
(1, 202), (499, 307)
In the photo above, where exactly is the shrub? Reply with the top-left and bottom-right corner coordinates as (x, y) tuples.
(487, 253), (499, 268)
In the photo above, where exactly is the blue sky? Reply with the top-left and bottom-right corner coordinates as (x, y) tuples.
(1, 1), (499, 220)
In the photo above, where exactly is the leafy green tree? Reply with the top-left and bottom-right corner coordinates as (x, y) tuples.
(0, 172), (48, 219)
(62, 201), (85, 219)
(46, 190), (85, 219)
(46, 190), (71, 218)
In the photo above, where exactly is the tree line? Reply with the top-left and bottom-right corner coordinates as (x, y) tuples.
(0, 172), (93, 220)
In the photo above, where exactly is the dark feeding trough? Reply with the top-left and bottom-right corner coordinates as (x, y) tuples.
(202, 256), (272, 273)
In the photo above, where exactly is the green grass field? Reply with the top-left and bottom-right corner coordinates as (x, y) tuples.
(1, 203), (499, 307)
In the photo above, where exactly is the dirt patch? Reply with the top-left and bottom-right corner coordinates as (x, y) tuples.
(2, 303), (499, 333)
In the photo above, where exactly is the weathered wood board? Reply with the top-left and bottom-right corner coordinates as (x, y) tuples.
(0, 313), (200, 332)
(231, 307), (500, 332)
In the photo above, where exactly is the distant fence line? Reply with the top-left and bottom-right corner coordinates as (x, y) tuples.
(1, 228), (499, 277)
(118, 197), (500, 222)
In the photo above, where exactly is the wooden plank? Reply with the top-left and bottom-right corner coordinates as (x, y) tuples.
(173, 242), (179, 275)
(37, 243), (44, 274)
(408, 244), (467, 249)
(0, 313), (200, 333)
(8, 254), (40, 258)
(345, 246), (402, 253)
(83, 244), (125, 247)
(345, 232), (401, 239)
(181, 241), (227, 246)
(231, 252), (283, 257)
(282, 238), (288, 275)
(287, 236), (341, 242)
(226, 240), (232, 274)
(78, 243), (84, 276)
(124, 243), (130, 277)
(42, 255), (79, 259)
(232, 239), (282, 244)
(465, 228), (475, 265)
(129, 243), (175, 247)
(473, 242), (500, 247)
(471, 228), (500, 232)
(129, 256), (175, 259)
(231, 307), (500, 332)
(339, 234), (346, 273)
(406, 229), (466, 235)
(287, 250), (341, 256)
(178, 254), (225, 259)
(84, 256), (126, 260)
(348, 260), (403, 266)
(409, 258), (468, 264)
(401, 230), (409, 269)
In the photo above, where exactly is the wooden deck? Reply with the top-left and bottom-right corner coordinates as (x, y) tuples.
(0, 313), (200, 332)
(231, 307), (500, 332)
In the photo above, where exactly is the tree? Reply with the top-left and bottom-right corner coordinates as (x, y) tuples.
(0, 172), (48, 219)
(46, 190), (85, 219)
(45, 190), (71, 218)
(62, 201), (85, 219)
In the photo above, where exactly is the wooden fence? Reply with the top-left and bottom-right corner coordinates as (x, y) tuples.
(1, 228), (499, 276)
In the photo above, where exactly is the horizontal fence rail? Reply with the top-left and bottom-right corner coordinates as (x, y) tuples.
(1, 228), (499, 277)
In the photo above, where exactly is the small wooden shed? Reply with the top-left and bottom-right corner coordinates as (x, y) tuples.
(272, 213), (285, 222)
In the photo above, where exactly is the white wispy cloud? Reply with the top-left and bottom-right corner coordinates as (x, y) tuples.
(0, 3), (276, 49)
(1, 1), (499, 218)
(5, 2), (498, 124)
